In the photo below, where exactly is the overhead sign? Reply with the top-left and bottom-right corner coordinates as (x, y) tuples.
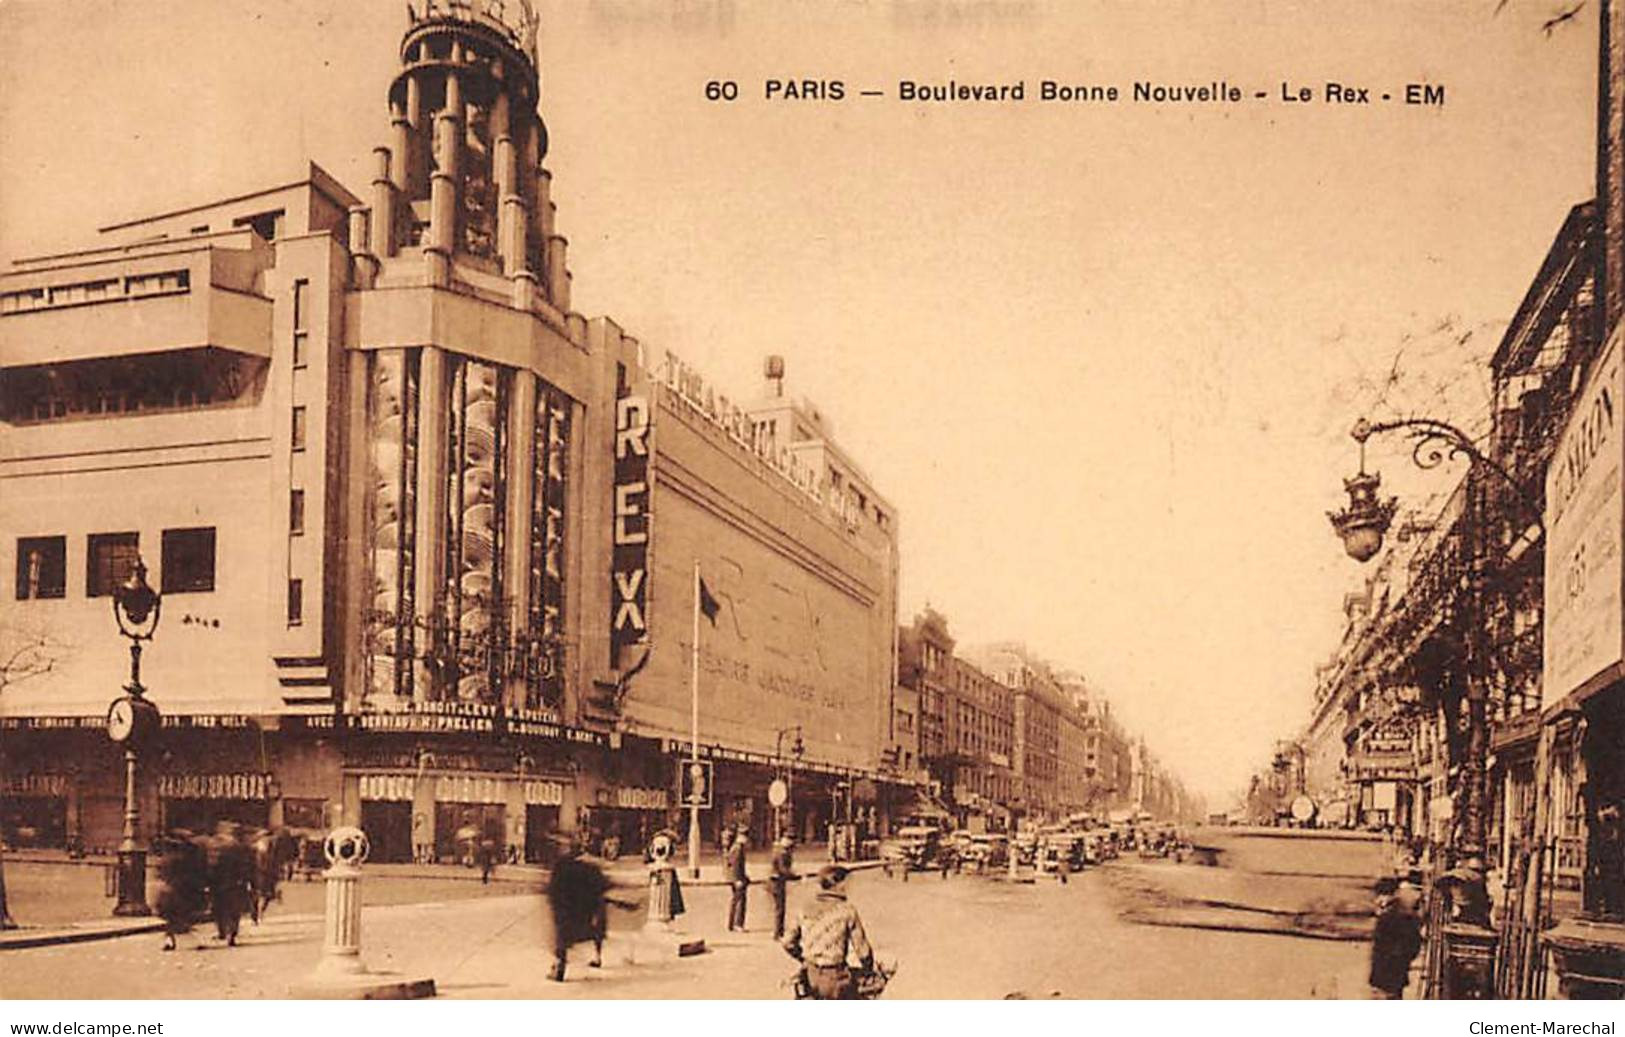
(1545, 326), (1625, 707)
(611, 386), (652, 667)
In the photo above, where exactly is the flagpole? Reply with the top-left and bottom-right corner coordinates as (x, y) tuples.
(688, 558), (702, 879)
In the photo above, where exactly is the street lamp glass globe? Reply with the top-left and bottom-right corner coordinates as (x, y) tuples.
(1339, 526), (1384, 562)
(113, 559), (161, 638)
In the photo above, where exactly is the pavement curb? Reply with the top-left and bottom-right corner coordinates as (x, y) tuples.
(0, 919), (165, 950)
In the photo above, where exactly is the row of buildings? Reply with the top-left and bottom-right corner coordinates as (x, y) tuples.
(897, 611), (1197, 831)
(0, 0), (1189, 868)
(1280, 2), (1625, 997)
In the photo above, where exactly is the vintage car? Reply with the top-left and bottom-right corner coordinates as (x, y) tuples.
(958, 833), (1009, 871)
(880, 825), (951, 874)
(1037, 830), (1085, 873)
(1009, 831), (1040, 867)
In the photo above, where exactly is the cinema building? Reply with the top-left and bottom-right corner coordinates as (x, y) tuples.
(0, 0), (910, 865)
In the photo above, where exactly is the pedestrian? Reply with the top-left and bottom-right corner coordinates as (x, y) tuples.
(547, 837), (611, 982)
(727, 828), (750, 931)
(1368, 875), (1423, 999)
(206, 822), (255, 947)
(153, 833), (206, 952)
(770, 835), (795, 940)
(476, 836), (497, 884)
(249, 827), (282, 922)
(782, 864), (875, 1000)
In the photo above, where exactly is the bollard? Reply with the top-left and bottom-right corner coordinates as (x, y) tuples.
(635, 830), (705, 961)
(314, 827), (367, 976)
(291, 826), (435, 999)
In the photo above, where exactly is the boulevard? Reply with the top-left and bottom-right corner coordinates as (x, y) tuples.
(0, 850), (1370, 1000)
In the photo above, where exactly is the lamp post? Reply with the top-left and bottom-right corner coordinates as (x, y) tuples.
(1327, 417), (1543, 997)
(773, 725), (803, 843)
(108, 559), (162, 917)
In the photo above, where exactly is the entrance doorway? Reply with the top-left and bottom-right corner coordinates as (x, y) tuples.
(526, 804), (560, 863)
(435, 802), (505, 864)
(361, 801), (413, 863)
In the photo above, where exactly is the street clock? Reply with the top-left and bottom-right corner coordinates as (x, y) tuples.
(107, 694), (161, 745)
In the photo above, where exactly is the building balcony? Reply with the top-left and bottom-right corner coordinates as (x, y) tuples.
(0, 237), (273, 368)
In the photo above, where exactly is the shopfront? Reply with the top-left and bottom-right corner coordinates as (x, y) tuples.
(358, 773), (416, 863)
(0, 773), (69, 849)
(523, 778), (567, 863)
(583, 784), (671, 858)
(158, 772), (272, 834)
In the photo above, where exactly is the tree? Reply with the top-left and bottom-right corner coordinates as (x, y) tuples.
(0, 623), (69, 930)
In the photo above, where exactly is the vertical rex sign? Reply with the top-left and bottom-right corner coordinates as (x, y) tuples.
(1544, 325), (1625, 707)
(611, 369), (652, 668)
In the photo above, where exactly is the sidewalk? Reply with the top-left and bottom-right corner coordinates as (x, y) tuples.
(0, 850), (887, 952)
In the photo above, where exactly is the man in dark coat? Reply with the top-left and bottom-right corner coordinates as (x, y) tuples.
(1369, 875), (1423, 998)
(726, 828), (750, 931)
(153, 833), (207, 951)
(769, 835), (795, 939)
(206, 822), (255, 947)
(547, 840), (611, 982)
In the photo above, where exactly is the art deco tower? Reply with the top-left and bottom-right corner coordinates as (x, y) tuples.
(351, 0), (582, 715)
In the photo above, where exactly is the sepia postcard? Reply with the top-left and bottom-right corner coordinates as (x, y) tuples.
(0, 0), (1622, 1011)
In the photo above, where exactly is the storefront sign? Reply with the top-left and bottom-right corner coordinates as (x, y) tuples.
(358, 774), (415, 802)
(611, 386), (652, 666)
(0, 716), (103, 730)
(435, 775), (505, 804)
(159, 773), (270, 801)
(524, 780), (566, 806)
(615, 786), (670, 810)
(1545, 326), (1625, 706)
(0, 773), (68, 797)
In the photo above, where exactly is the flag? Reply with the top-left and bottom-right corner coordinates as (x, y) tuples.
(698, 575), (721, 626)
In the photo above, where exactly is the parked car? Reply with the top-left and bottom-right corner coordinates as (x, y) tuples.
(959, 833), (1009, 871)
(880, 825), (950, 874)
(1010, 831), (1040, 867)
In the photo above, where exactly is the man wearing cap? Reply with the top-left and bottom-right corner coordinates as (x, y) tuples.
(782, 864), (874, 999)
(726, 827), (751, 931)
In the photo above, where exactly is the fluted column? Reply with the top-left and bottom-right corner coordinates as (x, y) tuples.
(426, 70), (463, 286)
(319, 858), (365, 975)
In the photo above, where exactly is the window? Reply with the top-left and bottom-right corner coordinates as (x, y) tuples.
(161, 527), (216, 593)
(87, 532), (139, 597)
(289, 489), (305, 536)
(291, 406), (307, 450)
(287, 578), (303, 625)
(15, 536), (66, 600)
(235, 210), (283, 243)
(292, 279), (309, 367)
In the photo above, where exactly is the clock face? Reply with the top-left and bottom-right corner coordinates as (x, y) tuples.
(107, 698), (135, 742)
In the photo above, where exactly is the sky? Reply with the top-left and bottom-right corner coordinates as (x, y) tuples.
(0, 0), (1601, 806)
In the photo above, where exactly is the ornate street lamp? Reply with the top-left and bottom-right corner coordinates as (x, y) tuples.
(1327, 416), (1543, 998)
(1328, 420), (1400, 562)
(108, 559), (162, 917)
